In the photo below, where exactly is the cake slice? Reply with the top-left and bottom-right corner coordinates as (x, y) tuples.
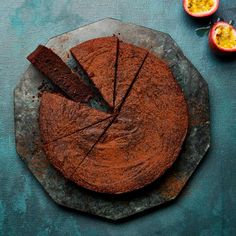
(70, 36), (118, 108)
(43, 119), (112, 178)
(114, 42), (148, 107)
(39, 92), (112, 144)
(27, 45), (94, 103)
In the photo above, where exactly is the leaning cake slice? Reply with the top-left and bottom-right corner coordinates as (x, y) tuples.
(27, 45), (94, 103)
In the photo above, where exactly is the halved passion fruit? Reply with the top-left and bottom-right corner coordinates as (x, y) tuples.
(209, 22), (236, 54)
(183, 0), (219, 17)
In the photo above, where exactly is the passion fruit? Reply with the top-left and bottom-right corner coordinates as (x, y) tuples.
(209, 21), (236, 54)
(183, 0), (219, 18)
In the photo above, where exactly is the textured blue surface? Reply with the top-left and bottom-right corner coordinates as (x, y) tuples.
(0, 0), (235, 235)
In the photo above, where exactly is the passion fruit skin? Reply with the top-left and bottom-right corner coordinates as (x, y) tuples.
(209, 22), (236, 54)
(183, 0), (220, 18)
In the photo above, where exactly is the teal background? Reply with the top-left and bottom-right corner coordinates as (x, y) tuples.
(0, 0), (236, 235)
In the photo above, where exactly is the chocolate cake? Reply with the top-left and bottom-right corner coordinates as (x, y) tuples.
(39, 92), (112, 144)
(70, 36), (118, 108)
(27, 45), (94, 103)
(70, 53), (188, 194)
(44, 120), (112, 178)
(30, 38), (189, 194)
(115, 41), (148, 107)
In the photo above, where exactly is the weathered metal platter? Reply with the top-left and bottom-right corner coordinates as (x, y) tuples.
(14, 18), (210, 220)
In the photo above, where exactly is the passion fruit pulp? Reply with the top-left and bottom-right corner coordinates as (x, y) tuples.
(209, 22), (236, 54)
(183, 0), (219, 17)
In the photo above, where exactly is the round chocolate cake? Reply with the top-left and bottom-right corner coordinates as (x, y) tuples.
(29, 37), (189, 194)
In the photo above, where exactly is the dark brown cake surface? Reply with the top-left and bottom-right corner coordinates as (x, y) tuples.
(37, 39), (188, 194)
(39, 92), (112, 144)
(70, 53), (188, 194)
(70, 36), (118, 108)
(44, 120), (111, 178)
(27, 45), (94, 103)
(115, 41), (148, 107)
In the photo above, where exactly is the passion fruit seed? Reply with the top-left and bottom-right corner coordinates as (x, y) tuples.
(188, 0), (214, 13)
(215, 26), (236, 49)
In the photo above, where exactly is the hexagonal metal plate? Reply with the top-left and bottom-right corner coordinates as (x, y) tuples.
(14, 18), (210, 220)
